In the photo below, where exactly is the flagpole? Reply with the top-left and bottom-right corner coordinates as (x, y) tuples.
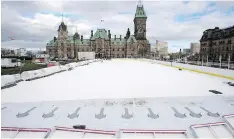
(219, 54), (222, 68)
(202, 55), (203, 66)
(228, 54), (230, 70)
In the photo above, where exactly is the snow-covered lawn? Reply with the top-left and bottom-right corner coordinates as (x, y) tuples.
(1, 59), (234, 103)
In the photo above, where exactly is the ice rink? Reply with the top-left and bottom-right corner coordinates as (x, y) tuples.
(1, 59), (234, 103)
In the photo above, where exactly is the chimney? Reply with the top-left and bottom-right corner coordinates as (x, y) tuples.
(120, 35), (122, 40)
(81, 35), (83, 41)
(91, 30), (93, 37)
(115, 35), (116, 40)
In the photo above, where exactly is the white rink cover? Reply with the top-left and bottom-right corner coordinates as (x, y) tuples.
(190, 122), (234, 138)
(1, 75), (16, 87)
(1, 59), (234, 138)
(223, 114), (234, 131)
(120, 129), (188, 138)
(50, 126), (116, 139)
(1, 127), (51, 139)
(1, 59), (99, 85)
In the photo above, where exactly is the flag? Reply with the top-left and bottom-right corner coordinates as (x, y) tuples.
(101, 20), (104, 22)
(8, 37), (15, 40)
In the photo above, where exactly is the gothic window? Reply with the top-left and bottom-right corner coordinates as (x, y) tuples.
(61, 43), (64, 47)
(122, 48), (124, 51)
(112, 48), (114, 51)
(82, 49), (84, 51)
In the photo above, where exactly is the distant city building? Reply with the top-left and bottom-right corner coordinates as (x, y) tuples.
(46, 2), (150, 59)
(182, 48), (190, 55)
(34, 54), (50, 63)
(1, 48), (15, 57)
(16, 48), (27, 57)
(190, 43), (200, 54)
(200, 26), (234, 61)
(155, 40), (168, 57)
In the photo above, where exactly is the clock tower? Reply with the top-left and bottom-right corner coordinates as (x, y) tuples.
(134, 0), (147, 40)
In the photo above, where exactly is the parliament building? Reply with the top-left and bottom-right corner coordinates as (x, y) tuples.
(46, 2), (151, 59)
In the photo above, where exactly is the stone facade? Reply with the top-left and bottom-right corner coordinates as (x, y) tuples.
(200, 26), (234, 61)
(46, 2), (150, 60)
(190, 43), (200, 54)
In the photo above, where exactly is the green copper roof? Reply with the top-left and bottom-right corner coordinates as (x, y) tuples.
(127, 35), (137, 43)
(81, 39), (90, 45)
(135, 5), (147, 18)
(73, 39), (90, 45)
(46, 40), (57, 46)
(91, 29), (109, 40)
(111, 38), (126, 45)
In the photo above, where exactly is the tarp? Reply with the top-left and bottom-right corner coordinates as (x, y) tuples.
(21, 69), (43, 81)
(12, 74), (22, 82)
(1, 75), (16, 88)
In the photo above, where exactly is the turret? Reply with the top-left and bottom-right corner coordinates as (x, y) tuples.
(108, 30), (111, 39)
(81, 35), (83, 41)
(91, 30), (93, 37)
(120, 35), (122, 40)
(54, 37), (57, 42)
(126, 28), (130, 39)
(114, 35), (116, 40)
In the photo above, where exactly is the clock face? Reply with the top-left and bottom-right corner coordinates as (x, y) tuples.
(138, 28), (143, 33)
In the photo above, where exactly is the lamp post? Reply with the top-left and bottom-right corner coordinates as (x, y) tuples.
(151, 36), (158, 60)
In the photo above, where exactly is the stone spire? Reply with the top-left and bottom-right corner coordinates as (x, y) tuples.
(126, 28), (130, 39)
(73, 26), (80, 40)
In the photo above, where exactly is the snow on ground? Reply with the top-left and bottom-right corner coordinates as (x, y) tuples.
(1, 59), (234, 103)
(2, 59), (234, 137)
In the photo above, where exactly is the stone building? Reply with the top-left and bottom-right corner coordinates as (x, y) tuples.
(46, 2), (150, 60)
(182, 48), (190, 55)
(190, 43), (200, 55)
(200, 26), (234, 62)
(155, 40), (168, 56)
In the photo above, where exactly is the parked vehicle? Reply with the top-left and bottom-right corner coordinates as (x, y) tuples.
(1, 58), (21, 68)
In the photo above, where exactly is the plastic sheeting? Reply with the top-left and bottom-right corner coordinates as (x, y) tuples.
(1, 75), (16, 88)
(21, 70), (43, 81)
(12, 74), (22, 82)
(3, 60), (98, 83)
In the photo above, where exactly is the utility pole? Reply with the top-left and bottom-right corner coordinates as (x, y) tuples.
(152, 36), (157, 60)
(202, 55), (204, 66)
(219, 54), (222, 68)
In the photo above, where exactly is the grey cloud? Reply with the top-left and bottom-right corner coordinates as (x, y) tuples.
(1, 1), (234, 49)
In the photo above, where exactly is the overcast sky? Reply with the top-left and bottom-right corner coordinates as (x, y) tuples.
(1, 0), (234, 52)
